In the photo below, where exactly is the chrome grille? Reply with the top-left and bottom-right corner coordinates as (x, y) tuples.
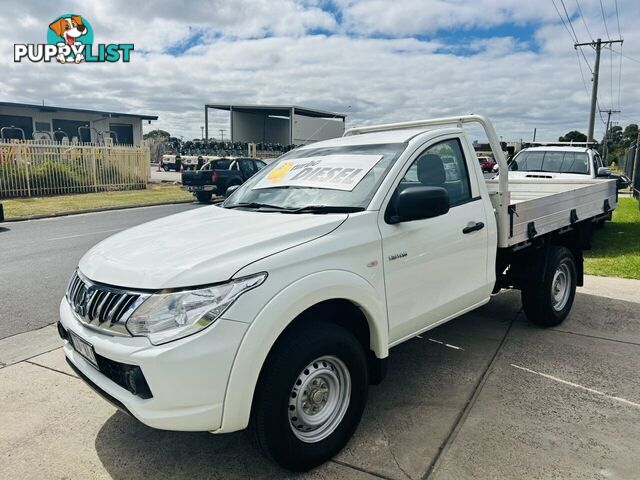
(66, 270), (146, 336)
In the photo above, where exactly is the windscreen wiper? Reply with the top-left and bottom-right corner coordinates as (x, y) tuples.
(225, 203), (365, 214)
(286, 205), (366, 214)
(224, 202), (290, 211)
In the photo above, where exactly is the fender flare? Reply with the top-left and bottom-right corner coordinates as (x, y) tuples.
(217, 270), (388, 433)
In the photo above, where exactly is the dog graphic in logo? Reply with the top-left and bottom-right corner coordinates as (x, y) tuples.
(48, 15), (87, 63)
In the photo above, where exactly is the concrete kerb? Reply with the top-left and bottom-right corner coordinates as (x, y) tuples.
(3, 199), (195, 223)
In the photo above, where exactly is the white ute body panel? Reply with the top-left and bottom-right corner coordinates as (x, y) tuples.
(60, 115), (616, 434)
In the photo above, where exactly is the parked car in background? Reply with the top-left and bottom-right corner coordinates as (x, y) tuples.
(477, 156), (496, 172)
(508, 146), (630, 189)
(161, 155), (181, 172)
(181, 157), (267, 203)
(181, 155), (200, 171)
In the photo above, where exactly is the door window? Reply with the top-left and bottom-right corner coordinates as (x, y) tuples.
(398, 138), (471, 207)
(240, 159), (258, 176)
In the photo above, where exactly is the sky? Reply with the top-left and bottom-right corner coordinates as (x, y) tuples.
(2, 0), (639, 143)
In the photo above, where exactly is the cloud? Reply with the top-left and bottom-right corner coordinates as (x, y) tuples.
(0, 0), (638, 143)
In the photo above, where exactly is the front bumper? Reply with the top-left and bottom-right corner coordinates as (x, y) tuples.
(59, 299), (247, 432)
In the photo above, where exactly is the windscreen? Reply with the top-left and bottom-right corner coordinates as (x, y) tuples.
(509, 150), (589, 174)
(223, 143), (406, 210)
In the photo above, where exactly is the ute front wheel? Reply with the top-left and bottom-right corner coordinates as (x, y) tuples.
(251, 322), (368, 471)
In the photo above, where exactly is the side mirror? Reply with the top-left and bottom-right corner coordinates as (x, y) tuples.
(597, 166), (612, 177)
(613, 174), (631, 190)
(388, 186), (449, 224)
(225, 184), (240, 197)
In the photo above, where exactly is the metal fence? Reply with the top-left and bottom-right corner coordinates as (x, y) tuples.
(623, 144), (640, 202)
(0, 140), (149, 198)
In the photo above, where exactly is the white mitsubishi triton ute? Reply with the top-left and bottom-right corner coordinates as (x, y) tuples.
(58, 115), (616, 471)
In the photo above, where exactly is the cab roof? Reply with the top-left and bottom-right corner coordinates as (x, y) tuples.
(523, 146), (592, 153)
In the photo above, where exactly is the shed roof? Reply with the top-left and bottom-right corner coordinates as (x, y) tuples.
(205, 103), (346, 119)
(0, 101), (158, 120)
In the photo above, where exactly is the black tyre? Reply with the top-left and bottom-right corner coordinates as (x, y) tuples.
(522, 246), (577, 327)
(252, 322), (368, 471)
(195, 191), (212, 203)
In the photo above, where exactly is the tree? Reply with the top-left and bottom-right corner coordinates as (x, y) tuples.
(622, 124), (638, 148)
(143, 129), (171, 140)
(601, 123), (638, 165)
(558, 130), (587, 143)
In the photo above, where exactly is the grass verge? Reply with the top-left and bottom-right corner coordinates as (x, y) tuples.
(585, 197), (640, 279)
(2, 184), (192, 219)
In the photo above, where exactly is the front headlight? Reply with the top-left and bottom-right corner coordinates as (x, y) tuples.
(126, 273), (266, 345)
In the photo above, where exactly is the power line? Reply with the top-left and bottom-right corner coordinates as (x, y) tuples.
(552, 0), (592, 74)
(551, 0), (577, 41)
(551, 0), (619, 137)
(575, 49), (591, 96)
(617, 45), (622, 109)
(574, 0), (594, 40)
(607, 47), (640, 64)
(613, 0), (622, 38)
(612, 0), (623, 110)
(610, 40), (614, 108)
(559, 0), (579, 42)
(554, 0), (594, 74)
(599, 0), (611, 40)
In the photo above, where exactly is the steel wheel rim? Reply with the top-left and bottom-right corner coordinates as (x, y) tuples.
(551, 261), (572, 311)
(288, 355), (351, 443)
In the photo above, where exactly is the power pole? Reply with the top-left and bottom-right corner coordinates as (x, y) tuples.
(219, 129), (226, 142)
(600, 109), (620, 164)
(575, 38), (623, 142)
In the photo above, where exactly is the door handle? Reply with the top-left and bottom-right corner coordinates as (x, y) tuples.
(463, 222), (485, 234)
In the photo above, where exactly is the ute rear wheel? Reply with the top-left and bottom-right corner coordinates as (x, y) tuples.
(522, 246), (577, 327)
(195, 191), (212, 203)
(251, 322), (368, 471)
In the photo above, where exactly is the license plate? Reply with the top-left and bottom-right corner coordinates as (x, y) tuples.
(69, 331), (98, 369)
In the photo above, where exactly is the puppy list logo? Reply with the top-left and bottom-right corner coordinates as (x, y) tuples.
(14, 14), (134, 64)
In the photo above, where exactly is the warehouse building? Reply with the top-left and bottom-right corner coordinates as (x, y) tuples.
(204, 103), (346, 145)
(0, 101), (158, 145)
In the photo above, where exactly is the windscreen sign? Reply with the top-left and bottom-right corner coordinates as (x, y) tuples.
(14, 14), (134, 64)
(253, 155), (382, 191)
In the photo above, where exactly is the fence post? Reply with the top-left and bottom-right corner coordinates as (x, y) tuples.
(91, 146), (98, 192)
(145, 144), (150, 188)
(22, 143), (32, 198)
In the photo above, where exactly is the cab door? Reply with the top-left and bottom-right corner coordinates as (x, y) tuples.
(378, 136), (490, 344)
